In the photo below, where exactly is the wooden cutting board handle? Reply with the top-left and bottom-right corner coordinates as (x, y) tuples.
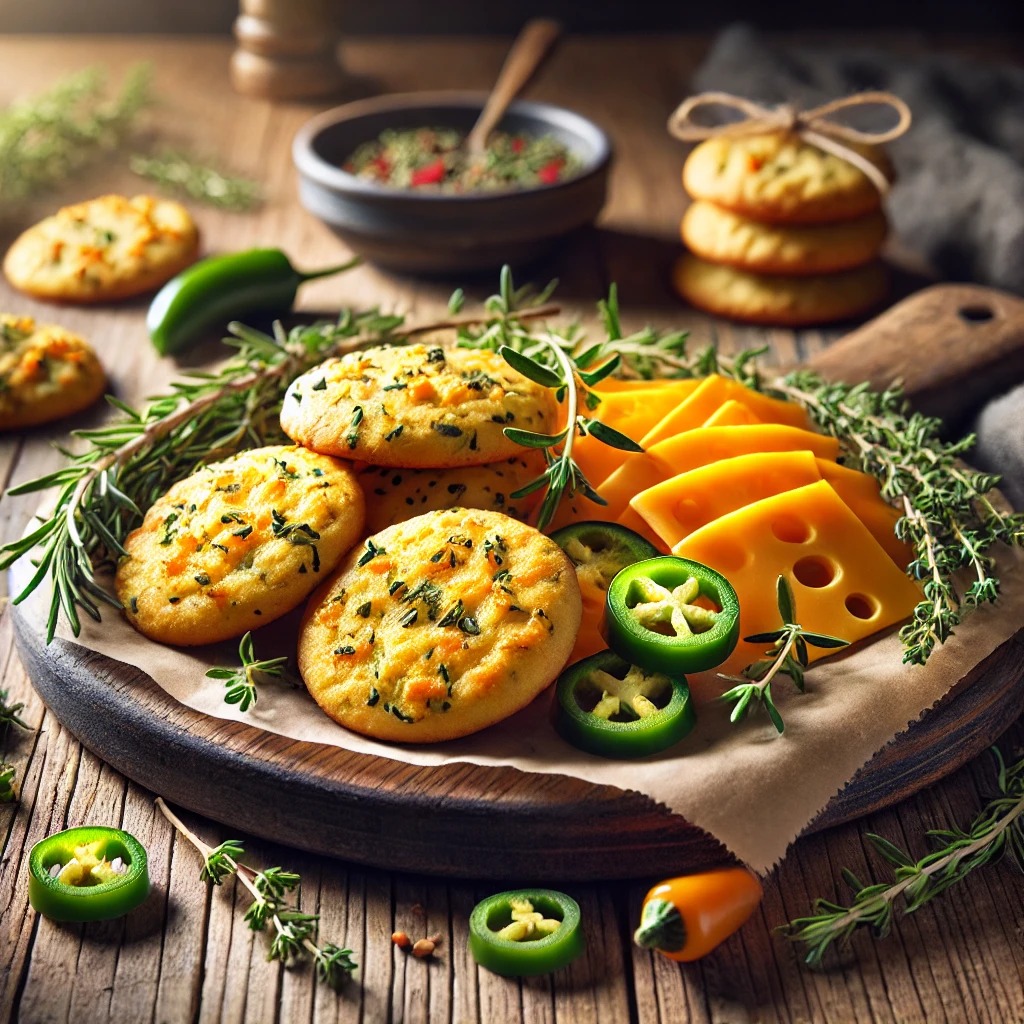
(804, 284), (1024, 427)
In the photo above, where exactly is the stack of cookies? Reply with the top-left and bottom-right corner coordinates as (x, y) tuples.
(673, 133), (892, 325)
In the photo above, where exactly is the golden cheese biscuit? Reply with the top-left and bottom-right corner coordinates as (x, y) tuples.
(298, 507), (581, 743)
(116, 445), (364, 646)
(280, 344), (558, 468)
(682, 201), (887, 275)
(4, 194), (199, 303)
(358, 453), (544, 533)
(683, 134), (893, 224)
(673, 253), (887, 326)
(0, 315), (105, 429)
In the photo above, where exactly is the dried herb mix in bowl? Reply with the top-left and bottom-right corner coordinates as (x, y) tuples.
(343, 127), (581, 193)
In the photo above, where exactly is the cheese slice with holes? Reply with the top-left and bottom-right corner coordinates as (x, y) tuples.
(702, 400), (761, 428)
(572, 378), (702, 488)
(628, 450), (909, 568)
(641, 375), (810, 447)
(598, 425), (841, 520)
(675, 480), (921, 684)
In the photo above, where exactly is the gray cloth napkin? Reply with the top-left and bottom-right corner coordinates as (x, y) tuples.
(693, 26), (1024, 505)
(692, 25), (1024, 294)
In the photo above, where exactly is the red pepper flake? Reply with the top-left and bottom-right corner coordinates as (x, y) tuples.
(371, 155), (391, 179)
(537, 158), (564, 185)
(511, 137), (526, 154)
(748, 155), (764, 172)
(411, 158), (446, 187)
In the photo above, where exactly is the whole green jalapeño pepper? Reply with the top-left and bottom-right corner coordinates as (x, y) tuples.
(147, 248), (359, 355)
(606, 556), (740, 675)
(28, 826), (149, 922)
(469, 889), (584, 976)
(555, 650), (695, 758)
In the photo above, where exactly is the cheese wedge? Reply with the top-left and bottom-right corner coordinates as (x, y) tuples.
(573, 378), (702, 488)
(702, 400), (761, 428)
(598, 424), (841, 520)
(675, 480), (921, 685)
(641, 374), (810, 447)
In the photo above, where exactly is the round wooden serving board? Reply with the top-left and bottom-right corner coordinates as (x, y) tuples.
(12, 282), (1024, 881)
(12, 604), (1024, 881)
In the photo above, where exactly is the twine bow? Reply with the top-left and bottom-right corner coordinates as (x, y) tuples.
(668, 91), (912, 194)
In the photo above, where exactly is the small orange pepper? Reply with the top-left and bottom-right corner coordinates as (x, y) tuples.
(633, 868), (762, 962)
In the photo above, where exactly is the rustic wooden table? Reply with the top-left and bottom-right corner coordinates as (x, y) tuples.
(0, 34), (1022, 1024)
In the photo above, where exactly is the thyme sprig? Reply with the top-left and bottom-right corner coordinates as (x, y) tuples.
(776, 374), (1024, 665)
(780, 746), (1024, 966)
(205, 631), (290, 712)
(719, 577), (848, 734)
(0, 688), (31, 803)
(129, 149), (261, 211)
(0, 64), (151, 204)
(156, 798), (357, 987)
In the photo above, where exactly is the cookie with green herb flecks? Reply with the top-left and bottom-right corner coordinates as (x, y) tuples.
(357, 453), (545, 533)
(280, 344), (558, 469)
(298, 507), (581, 743)
(116, 445), (364, 646)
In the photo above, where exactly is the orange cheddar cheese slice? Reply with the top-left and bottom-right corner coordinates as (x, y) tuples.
(632, 450), (824, 550)
(702, 400), (761, 428)
(598, 425), (841, 520)
(818, 461), (911, 569)
(675, 480), (921, 685)
(641, 375), (810, 447)
(573, 378), (702, 488)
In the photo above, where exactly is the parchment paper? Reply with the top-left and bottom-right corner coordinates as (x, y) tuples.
(13, 540), (1024, 873)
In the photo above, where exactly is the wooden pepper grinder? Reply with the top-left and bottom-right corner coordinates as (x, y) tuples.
(231, 0), (348, 101)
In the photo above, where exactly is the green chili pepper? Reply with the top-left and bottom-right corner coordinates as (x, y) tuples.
(147, 248), (359, 355)
(469, 889), (584, 976)
(28, 826), (150, 922)
(606, 556), (740, 676)
(554, 650), (695, 758)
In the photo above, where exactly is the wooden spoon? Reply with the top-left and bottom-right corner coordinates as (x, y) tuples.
(465, 19), (562, 158)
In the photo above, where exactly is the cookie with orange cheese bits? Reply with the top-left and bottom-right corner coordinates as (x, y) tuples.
(298, 507), (581, 743)
(0, 315), (105, 429)
(281, 343), (558, 469)
(4, 195), (199, 303)
(116, 445), (364, 646)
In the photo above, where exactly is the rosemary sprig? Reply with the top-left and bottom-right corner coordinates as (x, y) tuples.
(156, 797), (357, 987)
(780, 746), (1024, 966)
(129, 149), (261, 212)
(0, 64), (151, 204)
(205, 631), (289, 711)
(718, 577), (848, 734)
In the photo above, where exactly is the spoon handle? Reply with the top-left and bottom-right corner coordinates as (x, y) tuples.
(466, 19), (562, 157)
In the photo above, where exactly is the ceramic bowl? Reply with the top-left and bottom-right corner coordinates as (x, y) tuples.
(292, 91), (612, 276)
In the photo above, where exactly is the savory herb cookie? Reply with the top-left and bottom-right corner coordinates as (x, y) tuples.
(116, 445), (364, 646)
(0, 315), (105, 429)
(682, 134), (893, 224)
(358, 453), (544, 533)
(682, 202), (887, 275)
(298, 507), (582, 743)
(280, 344), (557, 468)
(4, 194), (199, 303)
(673, 253), (887, 326)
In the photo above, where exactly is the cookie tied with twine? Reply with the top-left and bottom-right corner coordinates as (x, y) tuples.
(668, 91), (911, 194)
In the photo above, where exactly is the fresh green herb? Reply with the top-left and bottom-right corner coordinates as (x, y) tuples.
(437, 599), (464, 628)
(385, 425), (404, 441)
(156, 798), (356, 987)
(431, 421), (462, 438)
(346, 406), (363, 450)
(398, 608), (418, 627)
(205, 631), (290, 712)
(357, 539), (386, 567)
(356, 601), (372, 618)
(0, 64), (151, 204)
(129, 149), (261, 211)
(718, 577), (848, 734)
(781, 746), (1024, 966)
(0, 689), (28, 732)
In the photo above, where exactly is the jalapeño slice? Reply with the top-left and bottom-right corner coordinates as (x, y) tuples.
(28, 826), (150, 922)
(606, 556), (740, 675)
(555, 650), (695, 758)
